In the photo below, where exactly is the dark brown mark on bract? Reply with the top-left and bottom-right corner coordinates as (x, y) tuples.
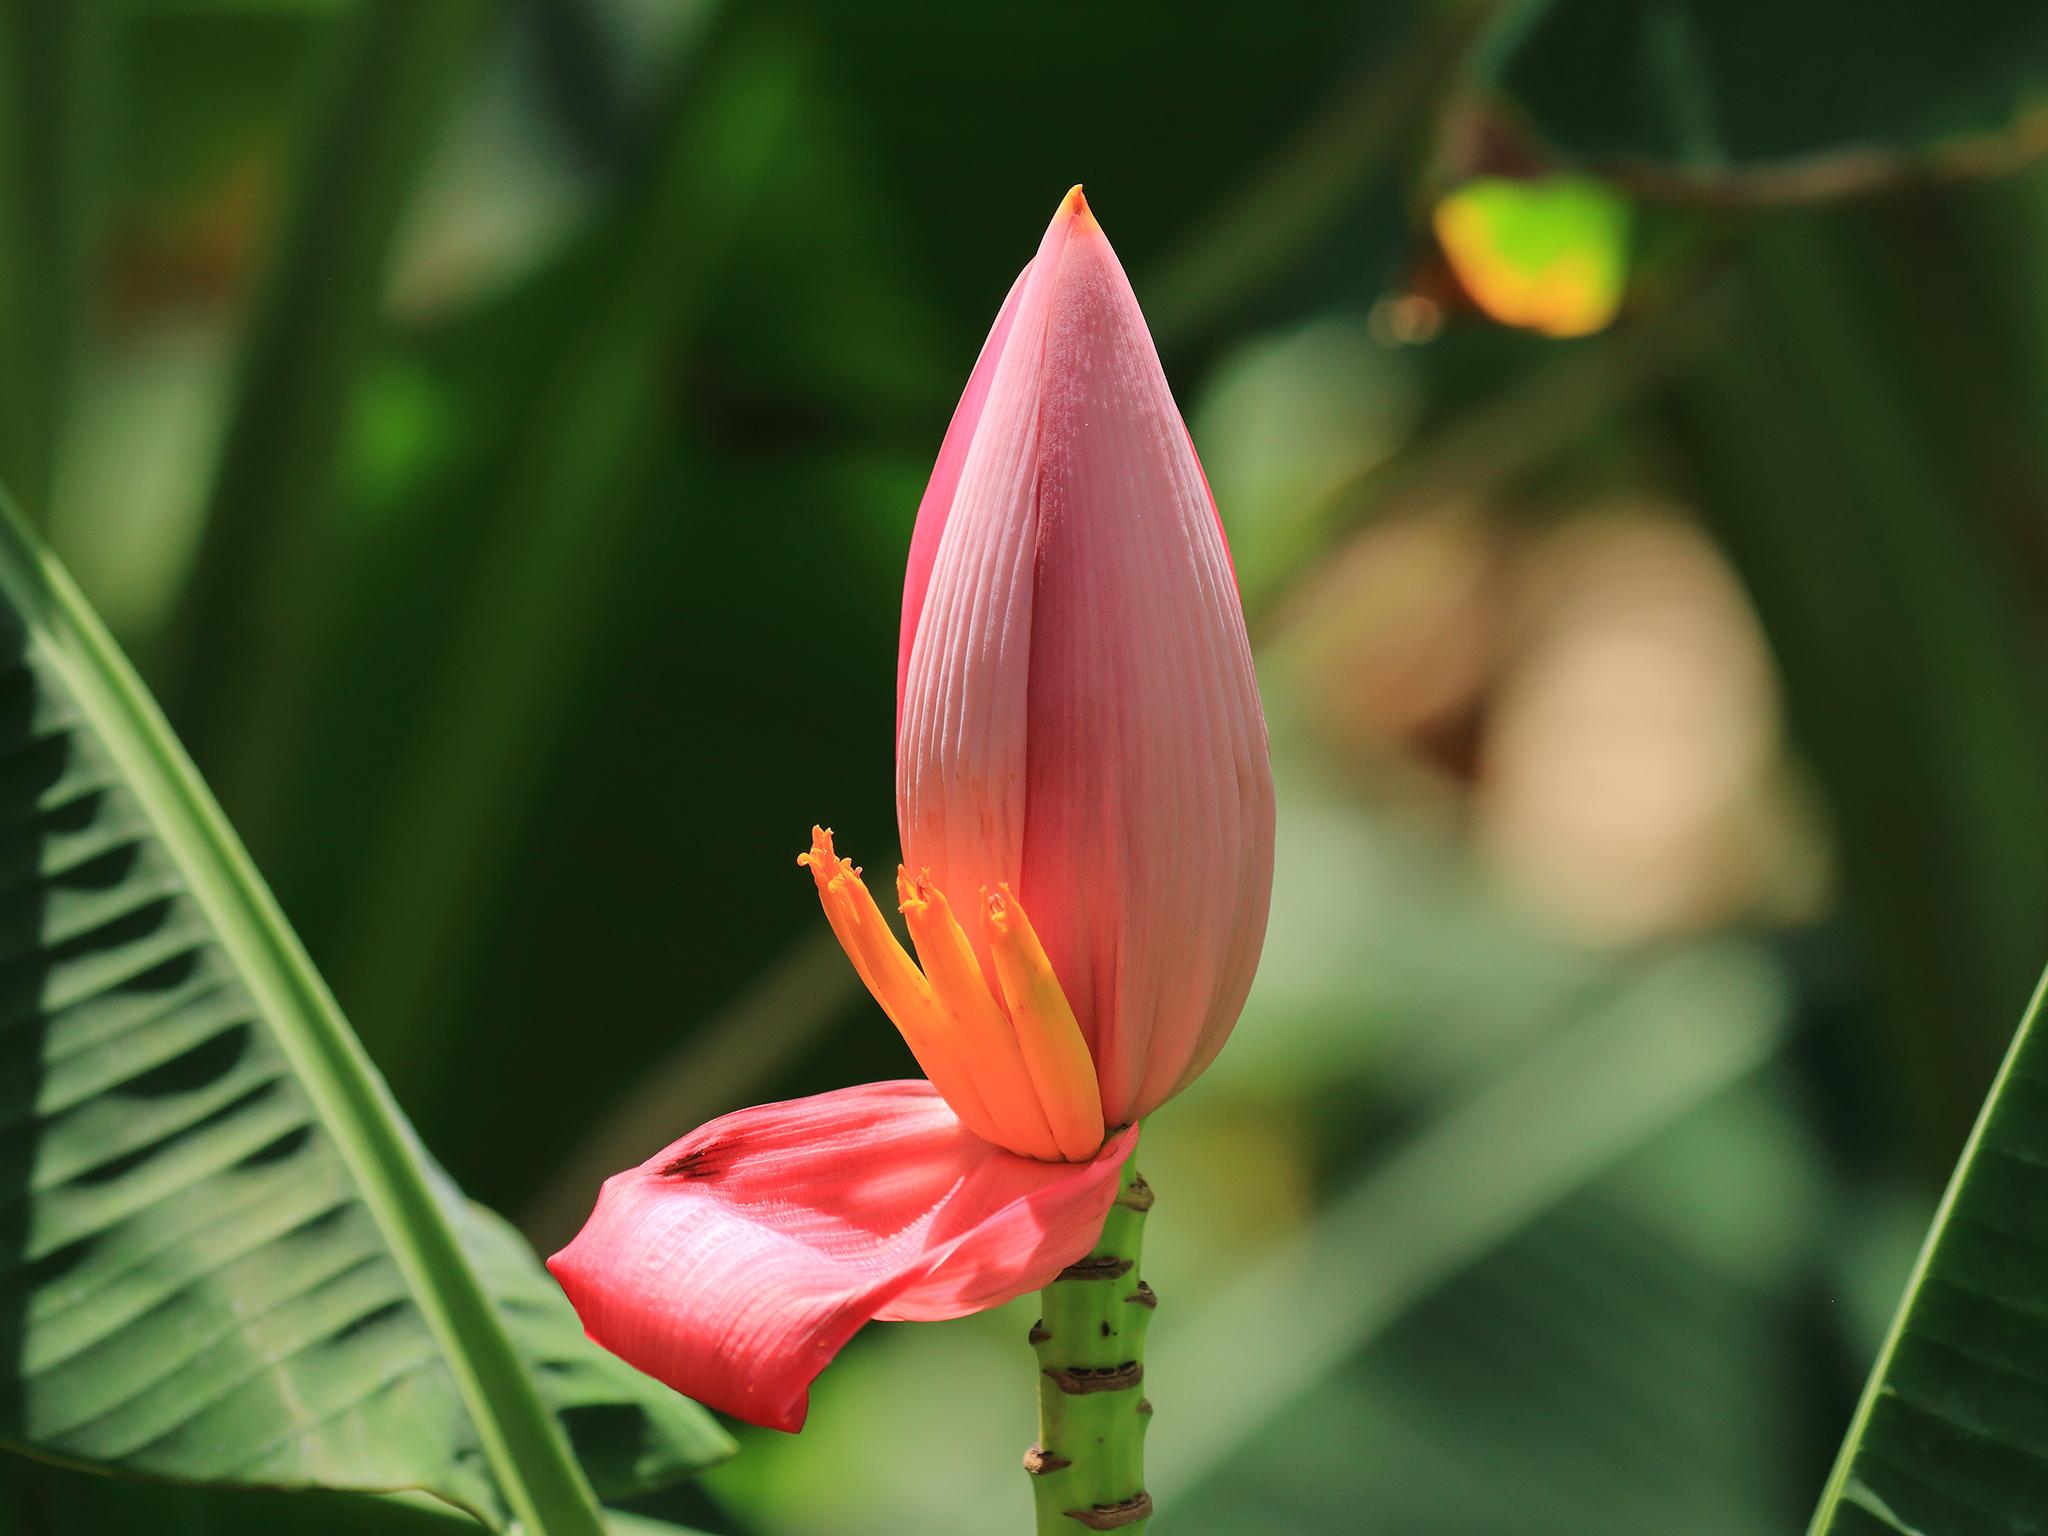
(660, 1140), (738, 1180)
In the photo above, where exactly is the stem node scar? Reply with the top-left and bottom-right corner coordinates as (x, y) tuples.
(1065, 1493), (1155, 1530)
(1057, 1255), (1135, 1282)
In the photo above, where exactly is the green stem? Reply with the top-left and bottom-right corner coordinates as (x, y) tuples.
(1027, 1155), (1155, 1533)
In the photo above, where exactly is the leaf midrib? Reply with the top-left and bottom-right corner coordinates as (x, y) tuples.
(1805, 965), (2048, 1534)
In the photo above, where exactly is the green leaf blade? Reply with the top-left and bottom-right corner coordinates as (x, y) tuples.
(0, 490), (727, 1527)
(1812, 967), (2048, 1534)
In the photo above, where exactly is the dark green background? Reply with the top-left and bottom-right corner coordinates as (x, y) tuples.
(7, 0), (2048, 1530)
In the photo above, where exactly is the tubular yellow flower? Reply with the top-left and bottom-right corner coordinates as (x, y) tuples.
(898, 869), (1063, 1162)
(797, 827), (1001, 1146)
(980, 886), (1105, 1163)
(803, 826), (1106, 1163)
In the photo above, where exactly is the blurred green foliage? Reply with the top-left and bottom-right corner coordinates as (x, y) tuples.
(5, 0), (2048, 1531)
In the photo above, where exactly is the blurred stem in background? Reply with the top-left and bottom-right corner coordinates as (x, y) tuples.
(1140, 0), (1486, 352)
(333, 7), (806, 1090)
(1244, 273), (1729, 633)
(163, 0), (497, 834)
(1149, 942), (1787, 1512)
(0, 0), (115, 519)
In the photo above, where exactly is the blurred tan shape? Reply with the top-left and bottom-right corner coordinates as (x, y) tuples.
(1476, 506), (1820, 943)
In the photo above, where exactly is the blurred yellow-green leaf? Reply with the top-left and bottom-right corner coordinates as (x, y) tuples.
(1432, 175), (1631, 337)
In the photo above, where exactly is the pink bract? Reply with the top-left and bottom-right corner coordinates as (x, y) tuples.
(549, 1082), (1136, 1432)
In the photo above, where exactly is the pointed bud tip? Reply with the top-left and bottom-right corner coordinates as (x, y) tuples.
(1058, 183), (1098, 229)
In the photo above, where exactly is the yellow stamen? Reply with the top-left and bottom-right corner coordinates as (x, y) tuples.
(801, 829), (1108, 1164)
(981, 884), (1105, 1162)
(799, 828), (1002, 1144)
(898, 868), (1062, 1162)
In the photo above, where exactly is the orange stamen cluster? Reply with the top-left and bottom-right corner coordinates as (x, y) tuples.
(798, 826), (1104, 1162)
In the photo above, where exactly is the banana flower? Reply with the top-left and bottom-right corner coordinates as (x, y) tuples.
(550, 188), (1274, 1433)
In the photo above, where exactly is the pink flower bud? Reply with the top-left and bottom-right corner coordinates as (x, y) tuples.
(897, 187), (1276, 1127)
(552, 191), (1273, 1431)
